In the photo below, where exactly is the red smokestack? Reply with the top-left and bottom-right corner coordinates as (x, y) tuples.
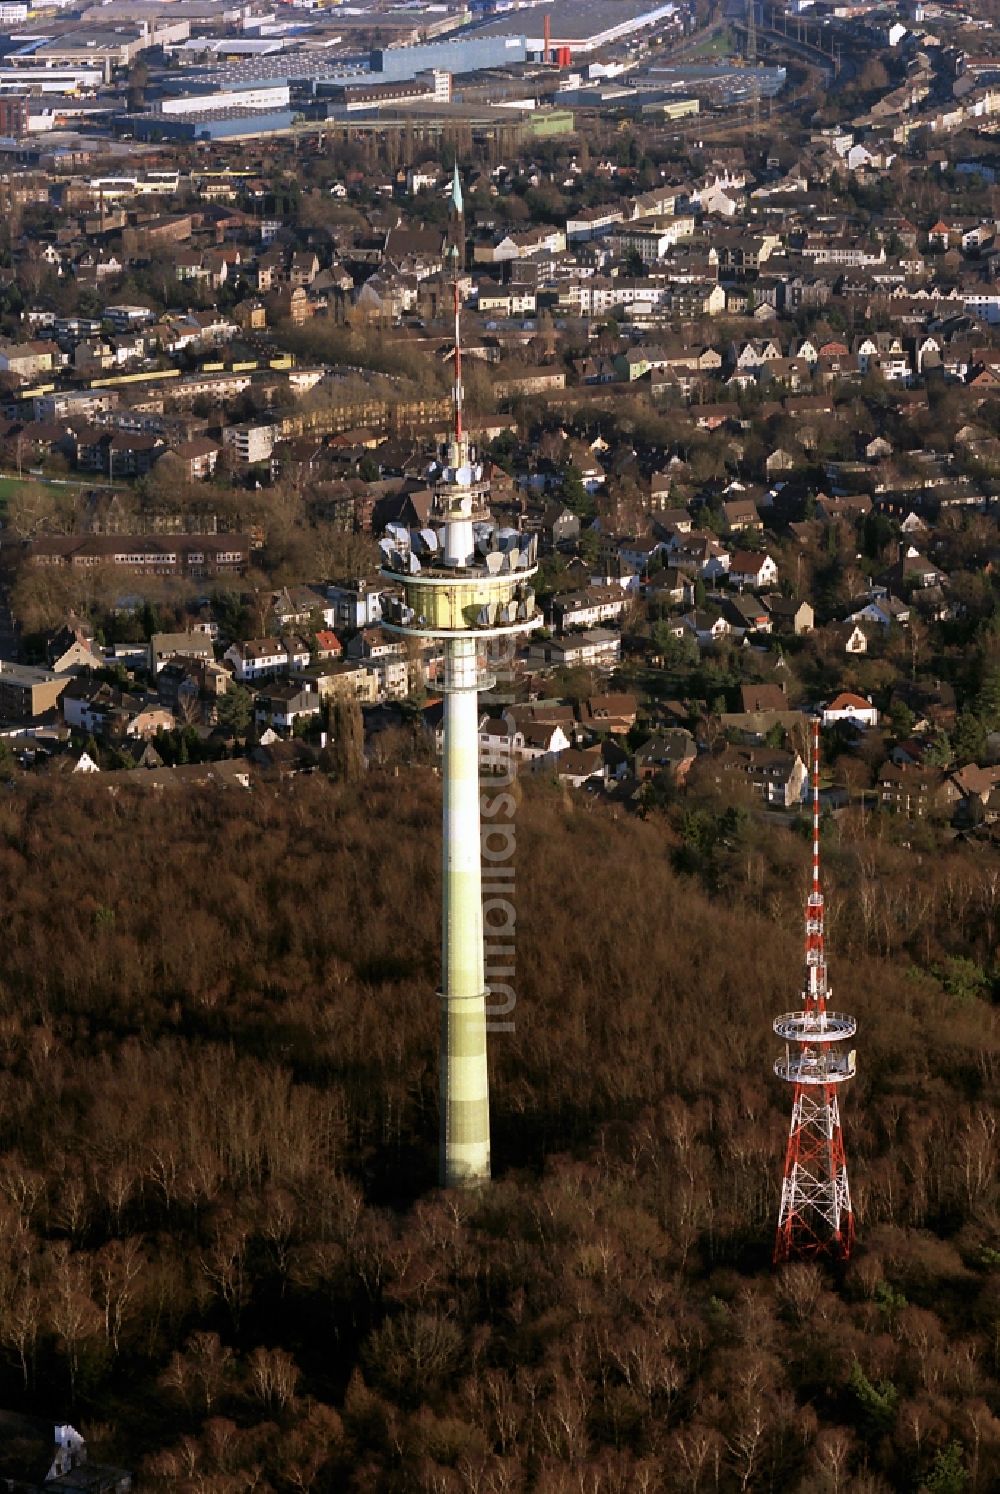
(543, 12), (551, 62)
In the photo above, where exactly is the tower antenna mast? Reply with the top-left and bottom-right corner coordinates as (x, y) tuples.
(378, 167), (541, 1188)
(774, 719), (857, 1262)
(450, 161), (464, 446)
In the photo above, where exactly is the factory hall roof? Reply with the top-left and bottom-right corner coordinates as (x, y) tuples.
(468, 0), (673, 43)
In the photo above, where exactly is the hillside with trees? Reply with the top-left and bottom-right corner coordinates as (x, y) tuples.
(0, 774), (995, 1492)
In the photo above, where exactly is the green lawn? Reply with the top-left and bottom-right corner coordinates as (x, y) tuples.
(687, 26), (737, 59)
(0, 474), (99, 504)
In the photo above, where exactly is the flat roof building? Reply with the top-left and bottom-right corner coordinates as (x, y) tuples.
(468, 0), (677, 54)
(371, 35), (527, 82)
(126, 107), (295, 141)
(0, 661), (69, 721)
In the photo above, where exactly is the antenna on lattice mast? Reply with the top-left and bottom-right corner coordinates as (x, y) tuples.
(746, 0), (760, 134)
(773, 718), (857, 1263)
(810, 718), (821, 903)
(447, 162), (464, 452)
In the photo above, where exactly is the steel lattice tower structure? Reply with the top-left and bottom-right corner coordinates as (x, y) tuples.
(773, 719), (857, 1262)
(379, 166), (541, 1188)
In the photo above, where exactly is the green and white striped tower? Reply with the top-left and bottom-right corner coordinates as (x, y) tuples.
(379, 170), (541, 1187)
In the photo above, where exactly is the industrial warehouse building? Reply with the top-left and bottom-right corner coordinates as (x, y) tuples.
(157, 82), (291, 115)
(468, 0), (678, 56)
(127, 107), (295, 141)
(370, 35), (528, 82)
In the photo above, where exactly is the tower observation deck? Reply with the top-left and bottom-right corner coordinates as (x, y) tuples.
(773, 718), (856, 1262)
(378, 166), (542, 1189)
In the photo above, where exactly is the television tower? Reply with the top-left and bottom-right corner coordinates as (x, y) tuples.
(773, 719), (856, 1262)
(379, 165), (541, 1188)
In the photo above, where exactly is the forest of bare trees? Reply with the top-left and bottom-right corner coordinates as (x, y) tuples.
(0, 774), (995, 1491)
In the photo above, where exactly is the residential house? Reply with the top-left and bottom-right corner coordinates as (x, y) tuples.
(476, 280), (537, 315)
(878, 762), (959, 818)
(816, 494), (873, 524)
(313, 630), (342, 661)
(155, 659), (218, 722)
(719, 594), (772, 636)
(518, 721), (573, 767)
(541, 502), (581, 547)
(822, 691), (880, 729)
(610, 535), (664, 575)
(479, 706), (573, 771)
(740, 683), (789, 714)
(710, 746), (808, 807)
(127, 701), (175, 739)
(682, 609), (731, 646)
(634, 728), (696, 783)
(222, 423), (275, 467)
(224, 637), (305, 683)
(76, 431), (165, 478)
(172, 437), (219, 480)
(728, 550), (779, 590)
(272, 585), (336, 631)
(234, 298), (267, 331)
(646, 567), (693, 610)
(100, 759), (252, 791)
(551, 585), (629, 633)
(648, 473), (678, 511)
(722, 498), (763, 533)
(848, 593), (911, 627)
(0, 662), (68, 721)
(669, 533), (731, 581)
(345, 626), (409, 698)
(62, 679), (171, 741)
(0, 340), (57, 380)
(290, 251), (320, 288)
(556, 747), (606, 788)
(720, 705), (807, 745)
(579, 693), (638, 735)
(47, 621), (102, 674)
(854, 332), (912, 382)
(267, 285), (311, 325)
(528, 630), (621, 669)
(303, 659), (378, 705)
(27, 535), (249, 578)
(950, 763), (1000, 824)
(829, 621), (874, 655)
(762, 595), (814, 634)
(326, 579), (385, 632)
(896, 546), (947, 590)
(149, 631), (215, 675)
(255, 682), (322, 732)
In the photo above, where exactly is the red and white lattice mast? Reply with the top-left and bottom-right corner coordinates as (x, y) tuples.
(774, 719), (857, 1262)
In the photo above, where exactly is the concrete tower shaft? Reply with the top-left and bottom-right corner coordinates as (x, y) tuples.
(440, 638), (491, 1184)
